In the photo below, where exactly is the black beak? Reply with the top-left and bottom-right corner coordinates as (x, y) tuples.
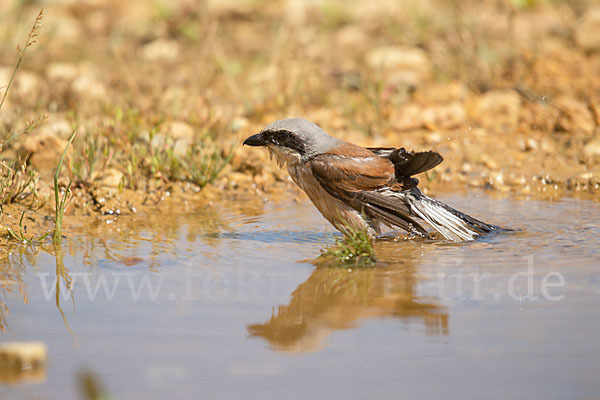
(243, 133), (265, 147)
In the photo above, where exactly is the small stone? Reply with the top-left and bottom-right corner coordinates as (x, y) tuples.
(335, 26), (367, 50)
(472, 90), (521, 132)
(163, 121), (194, 139)
(422, 102), (467, 130)
(583, 138), (600, 157)
(390, 103), (424, 131)
(424, 132), (443, 145)
(0, 341), (46, 383)
(366, 46), (432, 86)
(71, 74), (107, 100)
(555, 97), (595, 134)
(37, 117), (73, 140)
(0, 66), (41, 99)
(575, 7), (600, 51)
(173, 137), (192, 158)
(46, 63), (78, 82)
(231, 117), (249, 132)
(589, 96), (600, 126)
(228, 171), (253, 188)
(518, 101), (559, 132)
(413, 82), (466, 105)
(141, 39), (180, 62)
(17, 133), (69, 172)
(99, 168), (123, 188)
(481, 155), (499, 170)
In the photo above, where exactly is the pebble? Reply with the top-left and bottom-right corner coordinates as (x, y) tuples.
(45, 63), (78, 82)
(366, 46), (432, 86)
(99, 168), (124, 188)
(583, 138), (600, 157)
(472, 90), (521, 132)
(141, 39), (180, 62)
(555, 96), (595, 134)
(163, 121), (194, 139)
(575, 7), (600, 51)
(0, 341), (46, 383)
(71, 74), (107, 100)
(17, 133), (69, 172)
(0, 66), (41, 99)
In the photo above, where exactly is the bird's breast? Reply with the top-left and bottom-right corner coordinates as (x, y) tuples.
(287, 162), (367, 232)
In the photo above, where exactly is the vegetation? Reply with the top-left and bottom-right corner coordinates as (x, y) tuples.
(0, 0), (599, 243)
(0, 9), (43, 209)
(6, 210), (49, 245)
(52, 131), (75, 245)
(321, 224), (376, 267)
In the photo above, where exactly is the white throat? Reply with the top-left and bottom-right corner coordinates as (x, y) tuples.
(268, 146), (302, 168)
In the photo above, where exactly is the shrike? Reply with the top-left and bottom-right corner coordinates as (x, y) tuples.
(244, 118), (497, 241)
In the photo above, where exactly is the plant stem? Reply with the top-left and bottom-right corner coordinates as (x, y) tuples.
(53, 131), (76, 244)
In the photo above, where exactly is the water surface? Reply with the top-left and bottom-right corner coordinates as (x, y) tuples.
(1, 192), (599, 399)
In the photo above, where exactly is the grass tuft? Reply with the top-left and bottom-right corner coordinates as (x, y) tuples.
(53, 131), (76, 245)
(6, 210), (50, 245)
(321, 224), (376, 267)
(0, 162), (35, 205)
(186, 142), (234, 188)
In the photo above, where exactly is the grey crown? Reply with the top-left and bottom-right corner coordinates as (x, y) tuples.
(262, 118), (341, 158)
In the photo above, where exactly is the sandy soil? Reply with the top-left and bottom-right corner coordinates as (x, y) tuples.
(1, 0), (599, 246)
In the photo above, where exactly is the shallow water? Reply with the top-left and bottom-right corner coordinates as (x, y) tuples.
(1, 192), (599, 399)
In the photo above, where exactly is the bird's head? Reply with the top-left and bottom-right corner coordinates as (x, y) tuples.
(243, 118), (339, 167)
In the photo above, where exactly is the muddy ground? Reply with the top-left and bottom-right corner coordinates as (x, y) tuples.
(1, 0), (599, 248)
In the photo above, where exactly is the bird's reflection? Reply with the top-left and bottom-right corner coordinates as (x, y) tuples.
(248, 248), (448, 354)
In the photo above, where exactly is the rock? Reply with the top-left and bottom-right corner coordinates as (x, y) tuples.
(583, 138), (600, 157)
(37, 117), (73, 140)
(163, 121), (194, 139)
(231, 117), (249, 132)
(390, 103), (424, 131)
(43, 10), (82, 44)
(228, 171), (253, 188)
(473, 90), (521, 132)
(46, 62), (79, 82)
(17, 133), (69, 172)
(366, 46), (432, 86)
(422, 102), (467, 130)
(335, 26), (367, 50)
(424, 131), (443, 145)
(481, 155), (499, 170)
(71, 73), (107, 100)
(518, 101), (559, 132)
(412, 82), (466, 105)
(173, 138), (192, 158)
(391, 101), (466, 131)
(0, 66), (41, 99)
(99, 168), (124, 188)
(0, 341), (46, 384)
(575, 7), (600, 51)
(554, 97), (595, 134)
(284, 0), (322, 25)
(590, 96), (600, 126)
(141, 39), (180, 62)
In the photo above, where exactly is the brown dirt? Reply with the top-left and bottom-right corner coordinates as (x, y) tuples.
(1, 0), (599, 246)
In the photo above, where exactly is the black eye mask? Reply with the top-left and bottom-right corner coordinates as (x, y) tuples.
(268, 130), (306, 155)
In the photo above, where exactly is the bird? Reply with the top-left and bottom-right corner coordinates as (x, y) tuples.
(243, 118), (498, 242)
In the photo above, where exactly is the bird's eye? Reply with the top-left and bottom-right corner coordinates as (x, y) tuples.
(276, 131), (290, 141)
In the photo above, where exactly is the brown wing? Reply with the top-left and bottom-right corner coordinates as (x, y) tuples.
(309, 153), (429, 237)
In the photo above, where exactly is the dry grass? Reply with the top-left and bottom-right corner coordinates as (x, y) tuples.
(0, 0), (598, 223)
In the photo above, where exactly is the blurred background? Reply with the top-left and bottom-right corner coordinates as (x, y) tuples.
(1, 0), (599, 206)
